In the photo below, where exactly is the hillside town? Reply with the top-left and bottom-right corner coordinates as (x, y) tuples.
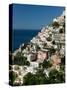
(9, 11), (65, 86)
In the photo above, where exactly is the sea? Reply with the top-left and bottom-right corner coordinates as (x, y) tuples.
(12, 29), (41, 51)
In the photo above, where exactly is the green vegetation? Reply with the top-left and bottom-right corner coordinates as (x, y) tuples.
(23, 59), (65, 85)
(46, 37), (52, 41)
(63, 22), (65, 28)
(14, 55), (30, 66)
(52, 40), (55, 45)
(59, 28), (64, 33)
(9, 71), (18, 85)
(50, 47), (56, 55)
(14, 52), (30, 66)
(36, 44), (41, 50)
(23, 66), (65, 85)
(23, 71), (49, 85)
(39, 60), (52, 69)
(10, 11), (65, 86)
(42, 60), (52, 69)
(52, 21), (59, 28)
(49, 68), (65, 83)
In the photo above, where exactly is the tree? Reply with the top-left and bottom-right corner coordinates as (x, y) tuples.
(36, 44), (41, 50)
(46, 37), (52, 41)
(52, 22), (59, 28)
(25, 61), (30, 66)
(42, 60), (52, 69)
(48, 68), (65, 83)
(63, 22), (65, 29)
(52, 40), (55, 45)
(61, 56), (65, 65)
(23, 63), (65, 85)
(23, 72), (37, 85)
(23, 70), (48, 85)
(13, 54), (30, 66)
(50, 47), (56, 55)
(9, 71), (18, 85)
(59, 28), (64, 33)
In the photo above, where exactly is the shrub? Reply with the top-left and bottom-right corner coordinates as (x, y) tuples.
(23, 71), (47, 85)
(59, 29), (64, 33)
(52, 22), (59, 28)
(52, 40), (55, 45)
(49, 68), (65, 83)
(23, 64), (65, 85)
(14, 54), (30, 66)
(25, 61), (30, 66)
(42, 60), (52, 69)
(23, 72), (36, 85)
(46, 37), (52, 41)
(9, 71), (18, 85)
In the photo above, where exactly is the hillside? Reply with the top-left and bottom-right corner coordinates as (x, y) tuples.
(9, 11), (65, 86)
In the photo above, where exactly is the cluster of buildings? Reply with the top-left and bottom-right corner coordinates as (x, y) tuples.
(10, 11), (65, 85)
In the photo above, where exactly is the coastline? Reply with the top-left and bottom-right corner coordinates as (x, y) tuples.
(9, 10), (65, 86)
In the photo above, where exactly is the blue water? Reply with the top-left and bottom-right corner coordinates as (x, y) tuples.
(12, 29), (40, 51)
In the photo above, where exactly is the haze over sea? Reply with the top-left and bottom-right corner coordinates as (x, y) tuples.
(12, 29), (40, 51)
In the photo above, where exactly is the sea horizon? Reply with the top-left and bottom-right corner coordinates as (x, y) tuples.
(12, 29), (41, 51)
(13, 29), (41, 31)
